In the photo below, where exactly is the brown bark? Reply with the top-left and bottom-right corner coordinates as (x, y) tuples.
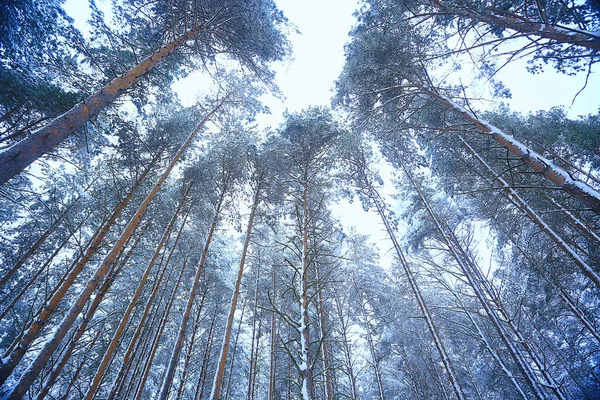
(1, 103), (221, 399)
(210, 178), (262, 400)
(84, 188), (190, 399)
(0, 25), (206, 185)
(158, 184), (226, 400)
(34, 226), (146, 400)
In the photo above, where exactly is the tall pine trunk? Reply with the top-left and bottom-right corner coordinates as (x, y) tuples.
(210, 178), (262, 400)
(0, 25), (207, 184)
(158, 184), (227, 400)
(83, 188), (190, 399)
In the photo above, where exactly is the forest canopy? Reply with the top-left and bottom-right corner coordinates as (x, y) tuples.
(0, 0), (599, 399)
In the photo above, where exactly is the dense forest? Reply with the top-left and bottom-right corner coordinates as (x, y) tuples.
(0, 0), (599, 399)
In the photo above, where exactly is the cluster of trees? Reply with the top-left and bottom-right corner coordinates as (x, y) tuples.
(1, 0), (599, 399)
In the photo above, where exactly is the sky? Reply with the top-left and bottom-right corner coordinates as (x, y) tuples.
(62, 0), (600, 267)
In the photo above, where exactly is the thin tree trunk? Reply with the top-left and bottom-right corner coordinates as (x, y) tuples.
(223, 299), (247, 400)
(0, 218), (81, 321)
(315, 263), (333, 400)
(0, 158), (155, 380)
(368, 184), (467, 400)
(105, 206), (191, 400)
(0, 195), (81, 289)
(400, 161), (553, 399)
(268, 266), (278, 400)
(352, 276), (386, 400)
(247, 264), (262, 400)
(158, 184), (227, 400)
(0, 24), (208, 184)
(542, 193), (600, 245)
(0, 102), (222, 398)
(334, 295), (359, 400)
(194, 306), (219, 400)
(175, 287), (209, 400)
(84, 188), (190, 399)
(210, 178), (262, 400)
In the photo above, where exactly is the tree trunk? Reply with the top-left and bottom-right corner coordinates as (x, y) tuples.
(247, 264), (262, 400)
(457, 135), (600, 288)
(158, 184), (227, 400)
(0, 25), (207, 184)
(132, 257), (192, 400)
(352, 275), (386, 400)
(412, 79), (600, 214)
(0, 158), (155, 381)
(315, 263), (333, 400)
(105, 210), (191, 399)
(268, 266), (278, 400)
(0, 102), (222, 398)
(223, 299), (247, 400)
(368, 184), (467, 400)
(34, 226), (146, 400)
(334, 295), (359, 400)
(210, 178), (262, 399)
(176, 287), (209, 400)
(84, 188), (190, 399)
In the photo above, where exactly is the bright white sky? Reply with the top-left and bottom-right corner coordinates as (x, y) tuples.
(63, 0), (600, 267)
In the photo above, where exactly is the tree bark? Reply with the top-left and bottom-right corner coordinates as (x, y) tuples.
(0, 25), (206, 184)
(83, 188), (190, 399)
(210, 178), (262, 400)
(158, 183), (227, 400)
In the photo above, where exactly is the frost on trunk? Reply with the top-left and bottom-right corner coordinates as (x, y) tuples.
(413, 80), (600, 215)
